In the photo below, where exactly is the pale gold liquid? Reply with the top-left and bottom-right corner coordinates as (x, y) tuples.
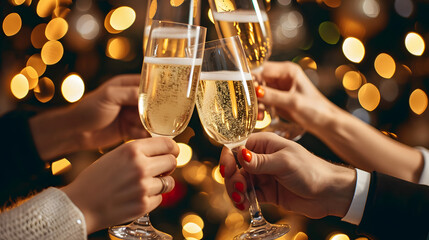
(196, 72), (257, 147)
(214, 11), (272, 70)
(139, 57), (201, 137)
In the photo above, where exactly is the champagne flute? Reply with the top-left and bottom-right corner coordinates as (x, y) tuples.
(143, 0), (201, 53)
(208, 0), (305, 140)
(196, 36), (290, 240)
(109, 20), (206, 240)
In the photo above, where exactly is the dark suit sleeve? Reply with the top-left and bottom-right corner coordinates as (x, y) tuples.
(0, 110), (60, 206)
(357, 171), (429, 240)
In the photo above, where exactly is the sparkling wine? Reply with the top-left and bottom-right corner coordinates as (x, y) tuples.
(213, 10), (272, 70)
(196, 70), (257, 148)
(139, 57), (202, 137)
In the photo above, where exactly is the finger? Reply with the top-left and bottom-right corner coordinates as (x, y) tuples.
(108, 74), (141, 86)
(135, 137), (180, 157)
(257, 85), (293, 110)
(219, 146), (240, 179)
(225, 169), (248, 211)
(106, 86), (139, 106)
(261, 61), (298, 88)
(119, 195), (163, 222)
(141, 154), (177, 177)
(152, 176), (175, 196)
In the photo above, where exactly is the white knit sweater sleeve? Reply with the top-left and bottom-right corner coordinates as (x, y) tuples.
(0, 187), (87, 240)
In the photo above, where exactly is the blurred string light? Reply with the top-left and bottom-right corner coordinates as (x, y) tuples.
(37, 0), (57, 18)
(9, 0), (26, 6)
(27, 54), (46, 77)
(177, 143), (193, 167)
(41, 40), (64, 65)
(298, 57), (317, 70)
(31, 24), (48, 49)
(109, 6), (136, 31)
(292, 231), (308, 240)
(182, 161), (208, 185)
(328, 233), (350, 240)
(2, 12), (22, 36)
(104, 10), (121, 34)
(171, 0), (185, 7)
(224, 212), (245, 229)
(76, 14), (100, 40)
(212, 165), (224, 184)
(405, 32), (425, 56)
(51, 158), (72, 175)
(61, 74), (85, 103)
(106, 37), (131, 60)
(34, 77), (55, 103)
(358, 83), (380, 111)
(409, 89), (428, 115)
(255, 110), (271, 129)
(280, 10), (303, 39)
(318, 21), (340, 45)
(343, 71), (362, 91)
(20, 66), (39, 89)
(335, 64), (353, 80)
(362, 0), (380, 18)
(10, 74), (29, 99)
(394, 0), (413, 18)
(374, 53), (395, 79)
(182, 213), (204, 240)
(342, 37), (365, 63)
(45, 17), (68, 40)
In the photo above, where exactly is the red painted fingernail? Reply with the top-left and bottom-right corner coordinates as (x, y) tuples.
(220, 165), (225, 178)
(235, 203), (245, 211)
(234, 182), (245, 193)
(255, 86), (265, 98)
(231, 192), (241, 203)
(242, 149), (252, 162)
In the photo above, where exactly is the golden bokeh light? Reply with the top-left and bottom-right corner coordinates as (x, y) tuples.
(21, 66), (39, 89)
(37, 0), (56, 18)
(31, 23), (48, 49)
(2, 13), (22, 37)
(342, 71), (362, 91)
(409, 89), (428, 115)
(358, 83), (380, 111)
(182, 161), (208, 185)
(182, 227), (203, 240)
(177, 143), (193, 167)
(355, 238), (369, 240)
(11, 0), (26, 5)
(335, 64), (353, 80)
(214, 0), (236, 12)
(62, 74), (85, 103)
(405, 32), (425, 56)
(183, 222), (202, 234)
(342, 37), (365, 63)
(104, 10), (121, 34)
(10, 74), (29, 99)
(45, 17), (69, 40)
(171, 0), (185, 7)
(149, 0), (158, 19)
(41, 40), (64, 65)
(27, 54), (47, 76)
(318, 21), (340, 45)
(329, 233), (350, 240)
(255, 110), (271, 129)
(182, 213), (204, 229)
(374, 53), (396, 79)
(293, 232), (308, 240)
(225, 212), (244, 229)
(110, 6), (136, 31)
(298, 57), (317, 70)
(323, 0), (341, 8)
(51, 158), (72, 175)
(34, 77), (55, 103)
(106, 37), (131, 60)
(212, 165), (224, 184)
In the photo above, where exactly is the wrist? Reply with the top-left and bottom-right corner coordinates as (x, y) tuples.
(324, 165), (356, 218)
(30, 106), (83, 161)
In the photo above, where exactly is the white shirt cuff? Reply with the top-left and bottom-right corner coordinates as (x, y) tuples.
(415, 147), (429, 186)
(341, 168), (370, 225)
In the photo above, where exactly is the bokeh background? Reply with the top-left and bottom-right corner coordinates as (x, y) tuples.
(1, 0), (428, 239)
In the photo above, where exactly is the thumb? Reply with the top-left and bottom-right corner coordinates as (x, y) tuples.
(237, 147), (282, 175)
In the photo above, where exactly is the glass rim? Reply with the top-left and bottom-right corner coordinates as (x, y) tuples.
(203, 35), (241, 49)
(151, 20), (207, 31)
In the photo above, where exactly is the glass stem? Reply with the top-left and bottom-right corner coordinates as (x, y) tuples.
(134, 213), (152, 226)
(232, 147), (268, 228)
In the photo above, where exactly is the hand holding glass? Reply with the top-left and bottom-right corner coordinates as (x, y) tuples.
(196, 36), (290, 240)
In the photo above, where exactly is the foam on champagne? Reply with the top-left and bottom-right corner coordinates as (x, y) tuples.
(212, 10), (268, 23)
(150, 27), (200, 39)
(200, 71), (252, 81)
(144, 57), (203, 66)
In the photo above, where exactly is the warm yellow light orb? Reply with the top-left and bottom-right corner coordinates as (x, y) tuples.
(10, 74), (29, 99)
(21, 66), (39, 89)
(45, 17), (68, 40)
(342, 71), (362, 91)
(212, 165), (224, 184)
(182, 214), (204, 229)
(358, 83), (380, 111)
(2, 12), (22, 36)
(51, 158), (72, 175)
(27, 54), (47, 76)
(34, 77), (55, 103)
(329, 233), (350, 240)
(41, 40), (64, 65)
(106, 37), (130, 60)
(110, 6), (136, 31)
(62, 74), (85, 103)
(374, 53), (396, 79)
(409, 89), (428, 115)
(342, 37), (365, 63)
(405, 32), (425, 56)
(177, 143), (193, 167)
(37, 0), (56, 18)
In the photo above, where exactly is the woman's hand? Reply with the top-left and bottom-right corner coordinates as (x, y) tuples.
(220, 132), (356, 219)
(61, 137), (179, 234)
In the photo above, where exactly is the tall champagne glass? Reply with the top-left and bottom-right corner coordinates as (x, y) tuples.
(109, 20), (206, 240)
(143, 0), (201, 53)
(196, 36), (290, 240)
(208, 0), (305, 140)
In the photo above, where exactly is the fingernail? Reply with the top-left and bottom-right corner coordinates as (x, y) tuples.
(231, 192), (241, 203)
(220, 165), (225, 178)
(235, 203), (245, 211)
(255, 86), (265, 98)
(242, 149), (252, 162)
(234, 182), (245, 192)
